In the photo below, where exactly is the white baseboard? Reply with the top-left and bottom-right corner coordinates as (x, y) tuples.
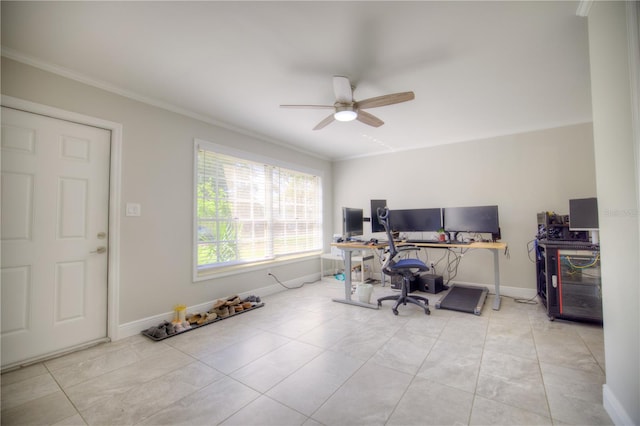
(116, 273), (318, 340)
(603, 384), (635, 425)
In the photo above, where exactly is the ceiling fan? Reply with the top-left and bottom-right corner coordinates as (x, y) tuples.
(280, 75), (415, 130)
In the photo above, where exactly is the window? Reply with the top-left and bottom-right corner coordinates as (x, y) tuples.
(194, 140), (322, 277)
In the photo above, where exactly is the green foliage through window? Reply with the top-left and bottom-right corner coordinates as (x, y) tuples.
(195, 142), (322, 271)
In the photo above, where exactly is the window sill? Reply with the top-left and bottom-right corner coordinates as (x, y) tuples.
(194, 251), (321, 282)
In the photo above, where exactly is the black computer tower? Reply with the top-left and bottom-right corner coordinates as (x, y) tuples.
(390, 273), (444, 294)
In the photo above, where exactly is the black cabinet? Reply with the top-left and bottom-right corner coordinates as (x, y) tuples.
(536, 241), (602, 323)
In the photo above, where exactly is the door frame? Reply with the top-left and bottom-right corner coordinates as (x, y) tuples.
(2, 94), (122, 342)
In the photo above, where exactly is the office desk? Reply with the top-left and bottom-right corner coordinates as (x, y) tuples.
(399, 241), (508, 310)
(330, 242), (386, 309)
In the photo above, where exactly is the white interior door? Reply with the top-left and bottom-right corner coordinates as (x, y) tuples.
(1, 106), (111, 369)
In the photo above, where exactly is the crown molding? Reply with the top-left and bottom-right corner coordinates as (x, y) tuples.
(0, 47), (330, 162)
(576, 0), (593, 17)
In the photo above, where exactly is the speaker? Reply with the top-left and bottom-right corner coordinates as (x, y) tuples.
(421, 274), (444, 294)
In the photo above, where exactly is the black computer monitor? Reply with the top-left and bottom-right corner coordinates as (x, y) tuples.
(342, 207), (364, 239)
(569, 197), (599, 230)
(370, 199), (387, 233)
(443, 205), (500, 234)
(390, 208), (442, 232)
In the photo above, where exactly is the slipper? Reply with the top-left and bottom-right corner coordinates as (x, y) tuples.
(165, 322), (176, 335)
(213, 299), (226, 309)
(226, 297), (241, 306)
(187, 313), (203, 325)
(215, 306), (230, 318)
(153, 326), (167, 339)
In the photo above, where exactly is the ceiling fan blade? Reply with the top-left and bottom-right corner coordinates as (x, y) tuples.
(356, 91), (415, 109)
(333, 75), (353, 103)
(313, 114), (336, 130)
(356, 110), (384, 127)
(280, 104), (334, 109)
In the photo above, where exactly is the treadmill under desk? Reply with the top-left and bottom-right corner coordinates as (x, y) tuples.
(435, 284), (489, 315)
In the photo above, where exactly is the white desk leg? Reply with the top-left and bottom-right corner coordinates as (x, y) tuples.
(332, 248), (378, 309)
(492, 249), (502, 310)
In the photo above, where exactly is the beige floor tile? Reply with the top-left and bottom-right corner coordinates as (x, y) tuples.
(1, 371), (61, 411)
(311, 360), (413, 425)
(417, 338), (483, 393)
(1, 391), (78, 426)
(0, 280), (611, 426)
(470, 395), (552, 425)
(231, 340), (324, 392)
(220, 395), (308, 426)
(139, 376), (260, 425)
(387, 377), (474, 425)
(266, 350), (364, 416)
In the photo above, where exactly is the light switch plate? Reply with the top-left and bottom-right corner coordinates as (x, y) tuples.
(126, 203), (141, 217)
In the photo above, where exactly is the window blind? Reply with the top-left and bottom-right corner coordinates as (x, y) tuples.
(196, 145), (322, 271)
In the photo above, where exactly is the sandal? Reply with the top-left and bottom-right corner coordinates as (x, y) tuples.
(187, 313), (203, 325)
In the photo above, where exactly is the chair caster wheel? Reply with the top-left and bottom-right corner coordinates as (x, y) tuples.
(425, 309), (431, 315)
(392, 309), (398, 316)
(378, 301), (382, 307)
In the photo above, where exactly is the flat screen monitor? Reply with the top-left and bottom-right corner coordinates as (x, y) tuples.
(342, 207), (364, 239)
(443, 205), (500, 234)
(569, 197), (599, 230)
(370, 199), (387, 233)
(390, 208), (442, 232)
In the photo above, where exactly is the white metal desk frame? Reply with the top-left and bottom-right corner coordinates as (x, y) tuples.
(331, 241), (507, 310)
(328, 242), (384, 309)
(320, 252), (374, 283)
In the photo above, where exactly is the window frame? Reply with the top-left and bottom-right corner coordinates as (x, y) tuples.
(193, 138), (323, 281)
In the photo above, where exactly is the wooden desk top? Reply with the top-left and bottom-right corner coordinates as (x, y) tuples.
(401, 241), (507, 250)
(330, 241), (387, 249)
(332, 240), (507, 250)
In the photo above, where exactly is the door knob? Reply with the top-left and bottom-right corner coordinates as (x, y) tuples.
(91, 246), (107, 254)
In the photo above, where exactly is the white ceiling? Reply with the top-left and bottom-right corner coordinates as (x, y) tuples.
(1, 1), (592, 161)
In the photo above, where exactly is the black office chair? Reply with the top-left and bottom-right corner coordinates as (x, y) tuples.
(377, 207), (431, 315)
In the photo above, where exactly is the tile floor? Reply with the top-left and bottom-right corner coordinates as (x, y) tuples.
(1, 279), (613, 425)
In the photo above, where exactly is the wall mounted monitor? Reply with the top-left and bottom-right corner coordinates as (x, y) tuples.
(342, 207), (364, 239)
(443, 205), (500, 234)
(370, 199), (387, 233)
(390, 208), (442, 232)
(569, 197), (599, 230)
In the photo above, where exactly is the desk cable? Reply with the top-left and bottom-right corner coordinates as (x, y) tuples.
(268, 272), (307, 289)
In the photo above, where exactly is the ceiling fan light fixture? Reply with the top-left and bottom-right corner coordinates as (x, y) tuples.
(334, 106), (357, 122)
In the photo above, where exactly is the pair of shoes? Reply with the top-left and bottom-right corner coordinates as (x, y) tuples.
(186, 312), (218, 326)
(243, 295), (261, 304)
(213, 305), (230, 318)
(187, 313), (203, 325)
(145, 321), (176, 339)
(226, 296), (241, 306)
(200, 312), (217, 324)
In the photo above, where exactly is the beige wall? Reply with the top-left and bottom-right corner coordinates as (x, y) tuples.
(333, 123), (597, 294)
(587, 2), (640, 424)
(1, 58), (333, 326)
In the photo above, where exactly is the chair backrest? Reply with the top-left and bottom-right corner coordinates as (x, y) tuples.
(377, 207), (398, 276)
